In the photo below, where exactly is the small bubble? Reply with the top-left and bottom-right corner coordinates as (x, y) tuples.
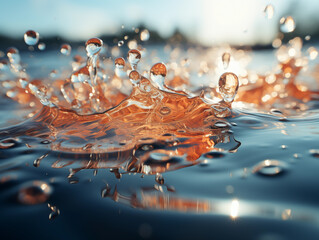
(281, 145), (287, 149)
(252, 159), (287, 176)
(38, 42), (46, 51)
(118, 40), (124, 47)
(214, 121), (229, 128)
(305, 35), (311, 41)
(155, 173), (164, 185)
(60, 44), (72, 56)
(264, 4), (274, 19)
(140, 29), (150, 41)
(280, 16), (296, 33)
(18, 181), (52, 205)
(24, 30), (39, 46)
(128, 40), (138, 49)
(218, 72), (239, 103)
(226, 185), (234, 194)
(0, 138), (17, 149)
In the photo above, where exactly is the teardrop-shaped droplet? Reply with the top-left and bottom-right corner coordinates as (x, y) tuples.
(252, 159), (287, 176)
(264, 4), (274, 19)
(218, 72), (239, 103)
(129, 70), (141, 86)
(127, 49), (141, 70)
(150, 63), (167, 90)
(140, 29), (150, 41)
(115, 57), (125, 69)
(24, 30), (39, 46)
(38, 42), (46, 51)
(280, 16), (296, 33)
(85, 38), (103, 57)
(18, 181), (52, 205)
(222, 52), (231, 69)
(60, 44), (72, 56)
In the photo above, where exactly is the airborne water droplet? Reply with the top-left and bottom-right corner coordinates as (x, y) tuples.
(140, 29), (150, 41)
(150, 63), (167, 90)
(222, 52), (231, 69)
(85, 38), (103, 57)
(129, 70), (140, 86)
(218, 72), (239, 103)
(24, 30), (39, 46)
(118, 40), (124, 47)
(18, 181), (52, 205)
(280, 16), (296, 33)
(60, 44), (72, 56)
(38, 42), (46, 51)
(127, 49), (141, 70)
(264, 4), (274, 19)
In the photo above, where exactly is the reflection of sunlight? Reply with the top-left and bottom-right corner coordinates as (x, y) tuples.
(230, 199), (239, 219)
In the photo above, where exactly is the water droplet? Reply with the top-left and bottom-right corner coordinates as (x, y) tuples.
(264, 4), (274, 19)
(115, 57), (125, 69)
(203, 151), (225, 159)
(129, 70), (140, 86)
(33, 153), (49, 167)
(309, 149), (319, 158)
(60, 44), (72, 56)
(159, 106), (171, 115)
(24, 30), (39, 46)
(150, 63), (167, 90)
(252, 159), (287, 176)
(118, 40), (124, 47)
(18, 181), (52, 205)
(305, 35), (311, 41)
(218, 72), (239, 103)
(127, 49), (141, 70)
(307, 47), (318, 60)
(38, 42), (46, 51)
(222, 52), (230, 69)
(155, 173), (164, 185)
(140, 29), (150, 41)
(280, 16), (296, 33)
(0, 138), (17, 149)
(48, 203), (60, 220)
(85, 38), (103, 57)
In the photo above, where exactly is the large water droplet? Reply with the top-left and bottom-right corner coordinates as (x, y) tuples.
(127, 49), (141, 70)
(218, 72), (239, 103)
(85, 38), (103, 57)
(140, 29), (150, 41)
(60, 44), (72, 56)
(24, 30), (39, 46)
(18, 181), (52, 205)
(252, 159), (287, 176)
(129, 70), (141, 86)
(280, 16), (296, 33)
(264, 4), (274, 19)
(150, 63), (167, 90)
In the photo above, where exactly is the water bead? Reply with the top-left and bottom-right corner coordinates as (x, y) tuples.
(24, 30), (39, 46)
(60, 44), (72, 56)
(280, 16), (296, 33)
(129, 70), (141, 86)
(85, 38), (103, 57)
(118, 40), (124, 47)
(18, 181), (52, 205)
(7, 47), (20, 63)
(127, 49), (141, 70)
(140, 29), (150, 41)
(264, 4), (274, 19)
(115, 57), (125, 69)
(38, 42), (46, 51)
(218, 72), (239, 103)
(150, 63), (167, 90)
(222, 52), (231, 69)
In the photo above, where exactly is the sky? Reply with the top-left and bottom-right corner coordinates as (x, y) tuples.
(0, 0), (319, 45)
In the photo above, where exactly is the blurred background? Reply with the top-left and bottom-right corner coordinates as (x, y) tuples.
(0, 0), (319, 48)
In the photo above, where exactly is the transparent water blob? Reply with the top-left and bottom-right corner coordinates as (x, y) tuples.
(218, 72), (239, 103)
(150, 63), (167, 90)
(129, 70), (141, 86)
(114, 57), (126, 78)
(140, 29), (150, 41)
(60, 44), (72, 56)
(127, 49), (141, 70)
(280, 16), (296, 33)
(252, 159), (287, 176)
(222, 52), (231, 69)
(118, 40), (124, 47)
(85, 38), (103, 57)
(7, 47), (22, 73)
(24, 30), (39, 46)
(263, 4), (274, 19)
(18, 181), (52, 205)
(38, 42), (46, 51)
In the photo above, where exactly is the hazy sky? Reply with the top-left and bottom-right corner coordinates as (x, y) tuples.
(0, 0), (318, 45)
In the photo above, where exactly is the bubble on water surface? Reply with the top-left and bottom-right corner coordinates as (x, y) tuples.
(252, 159), (287, 176)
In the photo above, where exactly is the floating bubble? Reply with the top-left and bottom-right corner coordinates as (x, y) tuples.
(222, 52), (231, 69)
(280, 16), (296, 33)
(60, 44), (72, 56)
(150, 63), (167, 90)
(264, 4), (274, 19)
(118, 40), (124, 47)
(18, 181), (52, 205)
(252, 159), (287, 176)
(24, 30), (39, 46)
(140, 29), (150, 41)
(127, 49), (141, 70)
(38, 42), (46, 51)
(85, 38), (103, 57)
(218, 72), (239, 103)
(129, 70), (141, 86)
